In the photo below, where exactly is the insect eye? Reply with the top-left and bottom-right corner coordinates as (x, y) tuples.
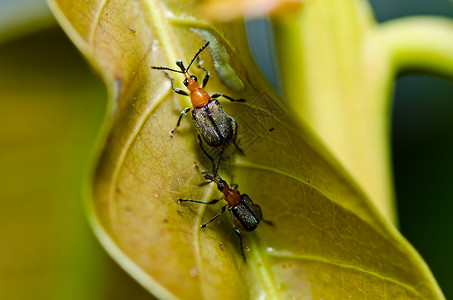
(191, 76), (197, 81)
(183, 78), (188, 86)
(217, 183), (224, 191)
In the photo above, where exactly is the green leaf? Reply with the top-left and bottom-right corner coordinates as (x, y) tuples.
(47, 0), (444, 298)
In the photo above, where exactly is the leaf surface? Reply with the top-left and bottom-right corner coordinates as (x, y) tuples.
(47, 0), (444, 299)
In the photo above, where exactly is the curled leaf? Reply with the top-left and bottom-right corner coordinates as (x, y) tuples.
(47, 0), (444, 298)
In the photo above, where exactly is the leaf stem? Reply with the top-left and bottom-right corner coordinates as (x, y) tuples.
(380, 16), (453, 76)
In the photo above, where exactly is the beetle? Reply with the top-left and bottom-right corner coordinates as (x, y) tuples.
(178, 164), (273, 261)
(152, 41), (244, 175)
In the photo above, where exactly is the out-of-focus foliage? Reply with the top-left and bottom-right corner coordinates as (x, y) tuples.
(369, 1), (453, 298)
(0, 0), (54, 45)
(274, 2), (453, 227)
(0, 3), (152, 299)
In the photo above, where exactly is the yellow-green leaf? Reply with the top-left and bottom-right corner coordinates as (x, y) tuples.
(47, 0), (444, 298)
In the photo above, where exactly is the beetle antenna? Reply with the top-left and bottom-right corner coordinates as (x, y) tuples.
(152, 41), (209, 74)
(186, 41), (210, 72)
(203, 174), (215, 182)
(151, 66), (183, 73)
(176, 60), (186, 72)
(203, 173), (224, 185)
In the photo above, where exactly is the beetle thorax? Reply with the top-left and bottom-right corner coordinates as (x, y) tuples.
(191, 88), (210, 108)
(224, 189), (241, 207)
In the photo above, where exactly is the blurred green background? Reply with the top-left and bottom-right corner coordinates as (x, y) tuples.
(0, 0), (452, 299)
(370, 0), (453, 297)
(0, 1), (151, 299)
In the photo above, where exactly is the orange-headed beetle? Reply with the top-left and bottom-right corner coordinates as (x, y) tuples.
(152, 42), (244, 175)
(178, 164), (273, 261)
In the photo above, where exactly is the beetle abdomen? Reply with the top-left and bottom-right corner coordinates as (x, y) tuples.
(192, 99), (233, 148)
(230, 194), (260, 232)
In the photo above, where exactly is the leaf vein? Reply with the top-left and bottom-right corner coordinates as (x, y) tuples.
(88, 0), (108, 47)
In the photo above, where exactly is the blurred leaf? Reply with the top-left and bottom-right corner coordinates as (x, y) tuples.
(201, 0), (304, 21)
(0, 27), (151, 299)
(0, 0), (55, 45)
(273, 0), (397, 223)
(47, 0), (444, 299)
(273, 0), (453, 226)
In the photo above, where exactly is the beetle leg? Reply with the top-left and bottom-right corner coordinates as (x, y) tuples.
(233, 226), (246, 262)
(197, 134), (216, 172)
(170, 107), (192, 137)
(196, 57), (209, 89)
(195, 145), (222, 178)
(200, 205), (227, 228)
(231, 183), (239, 190)
(256, 204), (274, 226)
(213, 144), (225, 177)
(211, 93), (245, 103)
(228, 117), (244, 155)
(194, 162), (211, 175)
(178, 198), (220, 205)
(194, 163), (217, 187)
(164, 72), (189, 96)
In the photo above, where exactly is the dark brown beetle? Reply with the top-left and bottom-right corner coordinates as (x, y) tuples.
(152, 42), (244, 175)
(178, 165), (273, 261)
